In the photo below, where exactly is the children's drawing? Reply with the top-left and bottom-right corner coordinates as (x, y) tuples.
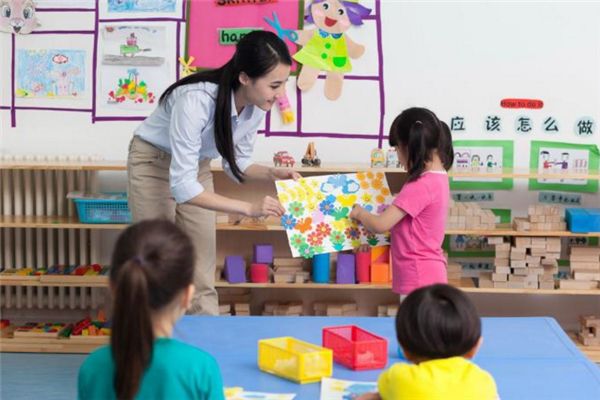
(450, 140), (514, 190)
(102, 25), (166, 66)
(105, 67), (156, 105)
(225, 387), (295, 400)
(0, 0), (40, 34)
(107, 0), (176, 13)
(265, 0), (371, 100)
(529, 141), (599, 193)
(319, 377), (377, 400)
(276, 172), (392, 258)
(15, 49), (85, 99)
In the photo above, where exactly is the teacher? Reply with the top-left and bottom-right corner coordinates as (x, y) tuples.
(127, 31), (299, 315)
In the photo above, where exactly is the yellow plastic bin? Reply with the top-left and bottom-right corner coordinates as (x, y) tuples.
(257, 336), (333, 384)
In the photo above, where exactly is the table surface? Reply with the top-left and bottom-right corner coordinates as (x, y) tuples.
(171, 316), (600, 399)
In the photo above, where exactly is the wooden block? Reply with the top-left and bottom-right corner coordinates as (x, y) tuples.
(580, 315), (600, 328)
(574, 272), (600, 281)
(492, 273), (508, 282)
(511, 260), (527, 269)
(495, 243), (511, 252)
(234, 303), (250, 312)
(529, 267), (544, 275)
(526, 255), (541, 264)
(478, 279), (494, 288)
(539, 281), (555, 290)
(215, 214), (230, 224)
(273, 273), (294, 283)
(524, 280), (538, 289)
(493, 281), (508, 288)
(570, 262), (600, 272)
(495, 266), (511, 274)
(487, 237), (505, 245)
(558, 280), (599, 290)
(571, 247), (600, 256)
(494, 258), (510, 267)
(509, 275), (525, 282)
(512, 268), (529, 276)
(219, 303), (231, 313)
(273, 257), (305, 267)
(507, 281), (526, 289)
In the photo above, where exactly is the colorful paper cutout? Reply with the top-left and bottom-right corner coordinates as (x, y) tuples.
(276, 173), (392, 258)
(0, 0), (40, 35)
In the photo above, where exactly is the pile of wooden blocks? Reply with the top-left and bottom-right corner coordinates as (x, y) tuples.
(479, 236), (560, 289)
(377, 304), (399, 317)
(273, 258), (310, 283)
(559, 246), (600, 290)
(447, 261), (462, 283)
(513, 205), (567, 231)
(578, 315), (600, 346)
(446, 201), (496, 230)
(313, 302), (358, 316)
(261, 301), (304, 316)
(218, 288), (251, 316)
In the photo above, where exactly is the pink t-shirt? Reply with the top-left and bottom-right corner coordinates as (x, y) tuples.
(391, 171), (449, 294)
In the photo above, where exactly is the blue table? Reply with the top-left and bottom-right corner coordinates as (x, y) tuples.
(173, 316), (600, 400)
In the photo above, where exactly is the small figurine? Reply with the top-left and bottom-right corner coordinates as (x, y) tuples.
(386, 148), (399, 168)
(370, 148), (385, 168)
(301, 142), (321, 167)
(273, 151), (295, 167)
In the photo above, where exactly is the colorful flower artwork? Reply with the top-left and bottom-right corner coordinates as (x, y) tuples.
(276, 172), (392, 258)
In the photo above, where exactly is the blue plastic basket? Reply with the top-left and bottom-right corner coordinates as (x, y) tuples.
(73, 193), (132, 224)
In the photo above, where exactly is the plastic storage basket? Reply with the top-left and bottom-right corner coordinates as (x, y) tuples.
(258, 337), (332, 384)
(73, 193), (132, 224)
(322, 325), (388, 370)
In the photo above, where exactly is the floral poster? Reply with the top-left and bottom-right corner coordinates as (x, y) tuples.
(276, 172), (392, 258)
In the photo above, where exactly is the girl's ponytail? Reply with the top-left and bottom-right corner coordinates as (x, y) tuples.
(439, 121), (454, 171)
(111, 259), (153, 400)
(406, 121), (428, 182)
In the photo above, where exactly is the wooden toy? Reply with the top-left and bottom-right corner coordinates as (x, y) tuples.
(513, 205), (567, 231)
(301, 142), (321, 167)
(314, 302), (358, 316)
(234, 303), (250, 316)
(273, 151), (295, 167)
(262, 301), (303, 316)
(578, 315), (600, 346)
(312, 253), (330, 283)
(336, 253), (355, 284)
(355, 249), (370, 283)
(224, 256), (246, 284)
(446, 201), (496, 230)
(377, 304), (399, 317)
(250, 264), (270, 283)
(253, 244), (273, 264)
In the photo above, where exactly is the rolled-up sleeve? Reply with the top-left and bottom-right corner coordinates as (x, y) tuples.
(168, 92), (210, 203)
(222, 130), (256, 183)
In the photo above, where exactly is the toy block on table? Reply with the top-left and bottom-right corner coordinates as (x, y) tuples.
(253, 244), (273, 264)
(257, 337), (332, 384)
(336, 253), (356, 284)
(566, 208), (600, 233)
(578, 315), (600, 346)
(314, 302), (358, 316)
(322, 325), (388, 370)
(224, 256), (246, 283)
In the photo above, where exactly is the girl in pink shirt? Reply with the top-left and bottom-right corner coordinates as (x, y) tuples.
(350, 108), (453, 296)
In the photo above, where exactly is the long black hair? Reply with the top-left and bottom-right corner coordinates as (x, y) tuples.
(160, 31), (292, 182)
(389, 107), (453, 182)
(110, 219), (195, 400)
(396, 284), (481, 360)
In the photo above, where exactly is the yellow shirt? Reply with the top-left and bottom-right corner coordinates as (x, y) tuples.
(378, 356), (498, 400)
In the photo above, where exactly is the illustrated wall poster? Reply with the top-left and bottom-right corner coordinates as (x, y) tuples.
(450, 140), (514, 190)
(100, 0), (184, 19)
(319, 377), (377, 400)
(529, 141), (599, 193)
(276, 173), (393, 258)
(15, 48), (85, 99)
(101, 25), (166, 67)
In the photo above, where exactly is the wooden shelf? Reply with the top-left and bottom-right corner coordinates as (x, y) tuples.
(214, 279), (600, 296)
(569, 333), (600, 363)
(2, 161), (598, 180)
(0, 275), (108, 287)
(0, 335), (108, 353)
(0, 215), (128, 229)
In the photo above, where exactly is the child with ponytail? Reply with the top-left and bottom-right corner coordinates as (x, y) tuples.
(78, 219), (224, 400)
(350, 107), (454, 299)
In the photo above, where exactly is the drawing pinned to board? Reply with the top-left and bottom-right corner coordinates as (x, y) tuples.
(450, 140), (514, 190)
(106, 68), (156, 105)
(101, 25), (166, 67)
(107, 0), (176, 13)
(15, 49), (85, 99)
(529, 141), (599, 193)
(276, 173), (392, 258)
(266, 0), (372, 100)
(0, 0), (40, 35)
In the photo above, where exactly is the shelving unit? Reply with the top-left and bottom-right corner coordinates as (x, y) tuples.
(1, 160), (599, 354)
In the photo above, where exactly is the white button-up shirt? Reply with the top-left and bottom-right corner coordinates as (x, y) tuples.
(134, 81), (264, 203)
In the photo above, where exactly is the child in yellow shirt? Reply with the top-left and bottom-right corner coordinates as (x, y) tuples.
(359, 284), (498, 400)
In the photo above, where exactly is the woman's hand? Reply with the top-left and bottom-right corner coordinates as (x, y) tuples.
(247, 196), (286, 218)
(270, 167), (301, 181)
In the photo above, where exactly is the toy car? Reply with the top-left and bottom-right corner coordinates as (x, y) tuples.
(273, 151), (295, 167)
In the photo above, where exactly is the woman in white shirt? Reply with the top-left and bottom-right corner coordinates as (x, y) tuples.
(127, 31), (299, 315)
